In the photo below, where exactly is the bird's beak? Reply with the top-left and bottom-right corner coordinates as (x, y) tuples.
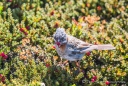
(56, 42), (61, 47)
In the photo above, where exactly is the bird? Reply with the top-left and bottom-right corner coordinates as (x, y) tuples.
(53, 28), (115, 62)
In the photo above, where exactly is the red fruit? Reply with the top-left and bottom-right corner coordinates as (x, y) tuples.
(94, 42), (98, 45)
(52, 45), (56, 49)
(50, 11), (54, 15)
(20, 28), (28, 35)
(1, 76), (5, 83)
(86, 3), (90, 7)
(97, 6), (102, 11)
(0, 74), (5, 83)
(91, 78), (95, 82)
(54, 22), (59, 28)
(92, 76), (97, 81)
(119, 39), (123, 43)
(23, 32), (28, 35)
(86, 52), (91, 56)
(0, 74), (2, 78)
(105, 81), (110, 85)
(45, 63), (50, 67)
(0, 52), (8, 60)
(20, 28), (24, 32)
(26, 26), (30, 30)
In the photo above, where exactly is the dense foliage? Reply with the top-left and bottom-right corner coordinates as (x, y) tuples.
(0, 0), (128, 86)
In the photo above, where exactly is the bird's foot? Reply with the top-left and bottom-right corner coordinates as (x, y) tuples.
(75, 60), (81, 68)
(63, 60), (69, 65)
(57, 60), (68, 68)
(57, 62), (65, 69)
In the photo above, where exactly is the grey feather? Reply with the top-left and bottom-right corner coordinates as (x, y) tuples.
(80, 44), (115, 53)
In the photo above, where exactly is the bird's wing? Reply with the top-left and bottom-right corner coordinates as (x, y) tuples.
(67, 35), (92, 52)
(67, 35), (115, 53)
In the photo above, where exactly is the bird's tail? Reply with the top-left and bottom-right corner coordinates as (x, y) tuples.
(95, 44), (116, 50)
(80, 44), (115, 53)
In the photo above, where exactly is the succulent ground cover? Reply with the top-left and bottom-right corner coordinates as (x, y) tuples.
(0, 0), (128, 86)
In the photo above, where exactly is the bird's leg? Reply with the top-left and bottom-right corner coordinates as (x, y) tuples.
(62, 60), (74, 68)
(68, 61), (74, 68)
(58, 58), (68, 68)
(75, 60), (81, 68)
(74, 60), (82, 73)
(58, 57), (63, 64)
(58, 57), (65, 68)
(63, 60), (69, 65)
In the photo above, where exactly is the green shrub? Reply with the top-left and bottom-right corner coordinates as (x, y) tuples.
(0, 0), (127, 86)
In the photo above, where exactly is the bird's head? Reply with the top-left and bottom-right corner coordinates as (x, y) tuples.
(53, 28), (67, 47)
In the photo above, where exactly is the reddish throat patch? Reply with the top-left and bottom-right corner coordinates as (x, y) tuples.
(59, 44), (66, 52)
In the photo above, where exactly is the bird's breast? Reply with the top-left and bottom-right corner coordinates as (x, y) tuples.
(55, 44), (67, 56)
(55, 44), (85, 61)
(59, 44), (67, 52)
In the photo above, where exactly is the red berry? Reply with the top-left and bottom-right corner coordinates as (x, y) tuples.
(105, 81), (110, 85)
(119, 39), (123, 43)
(97, 6), (102, 11)
(1, 76), (5, 83)
(20, 28), (24, 32)
(54, 22), (59, 28)
(23, 32), (28, 35)
(0, 74), (5, 83)
(86, 52), (91, 56)
(20, 28), (28, 35)
(52, 45), (56, 49)
(86, 3), (90, 7)
(94, 42), (98, 45)
(45, 63), (50, 67)
(50, 11), (54, 15)
(91, 78), (95, 82)
(0, 52), (8, 60)
(92, 76), (97, 81)
(0, 74), (2, 78)
(26, 26), (30, 30)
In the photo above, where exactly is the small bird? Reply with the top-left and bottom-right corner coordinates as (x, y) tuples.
(53, 28), (115, 61)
